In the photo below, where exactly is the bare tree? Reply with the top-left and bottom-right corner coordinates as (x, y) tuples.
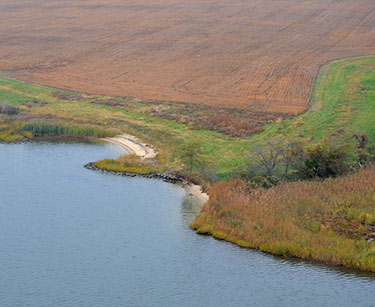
(280, 141), (306, 178)
(254, 139), (285, 177)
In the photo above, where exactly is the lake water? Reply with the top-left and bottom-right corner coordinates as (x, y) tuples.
(0, 142), (374, 307)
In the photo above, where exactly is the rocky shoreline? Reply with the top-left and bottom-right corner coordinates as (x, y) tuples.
(84, 162), (183, 184)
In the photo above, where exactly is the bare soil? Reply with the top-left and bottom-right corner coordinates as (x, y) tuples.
(0, 0), (374, 114)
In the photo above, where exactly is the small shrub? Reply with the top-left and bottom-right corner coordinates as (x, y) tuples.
(250, 175), (280, 189)
(355, 147), (375, 167)
(301, 144), (350, 179)
(177, 140), (207, 175)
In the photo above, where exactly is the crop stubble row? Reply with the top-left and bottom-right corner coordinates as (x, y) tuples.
(0, 0), (374, 114)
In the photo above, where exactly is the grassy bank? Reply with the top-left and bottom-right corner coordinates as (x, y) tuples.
(191, 167), (375, 272)
(93, 154), (160, 175)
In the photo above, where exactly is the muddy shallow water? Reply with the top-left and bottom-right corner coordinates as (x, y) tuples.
(0, 142), (374, 307)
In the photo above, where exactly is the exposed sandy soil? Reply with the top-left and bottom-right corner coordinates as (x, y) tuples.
(0, 0), (374, 114)
(105, 133), (157, 159)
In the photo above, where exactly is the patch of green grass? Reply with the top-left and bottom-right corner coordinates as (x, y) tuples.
(94, 154), (159, 175)
(0, 77), (52, 96)
(0, 88), (31, 105)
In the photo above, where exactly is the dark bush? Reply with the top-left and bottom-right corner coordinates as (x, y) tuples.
(298, 144), (350, 179)
(250, 175), (280, 189)
(245, 140), (356, 182)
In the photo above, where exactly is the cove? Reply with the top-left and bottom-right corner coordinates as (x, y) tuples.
(0, 142), (374, 307)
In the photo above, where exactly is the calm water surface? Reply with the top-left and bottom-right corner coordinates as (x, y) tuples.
(0, 142), (374, 307)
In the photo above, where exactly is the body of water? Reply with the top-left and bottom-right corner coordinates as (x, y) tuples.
(0, 142), (374, 306)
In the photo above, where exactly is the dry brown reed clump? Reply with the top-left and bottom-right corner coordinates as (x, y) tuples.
(192, 167), (375, 272)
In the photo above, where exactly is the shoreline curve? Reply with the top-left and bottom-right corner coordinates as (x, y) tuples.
(103, 133), (209, 206)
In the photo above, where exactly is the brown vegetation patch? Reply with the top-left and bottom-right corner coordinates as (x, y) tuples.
(51, 92), (84, 101)
(21, 100), (49, 108)
(90, 99), (137, 109)
(144, 101), (289, 137)
(324, 218), (375, 241)
(192, 167), (375, 271)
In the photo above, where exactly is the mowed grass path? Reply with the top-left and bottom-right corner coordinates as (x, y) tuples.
(1, 56), (374, 177)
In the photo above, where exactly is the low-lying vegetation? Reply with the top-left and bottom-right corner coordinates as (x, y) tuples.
(90, 93), (289, 137)
(144, 101), (288, 137)
(94, 154), (160, 175)
(0, 121), (31, 142)
(23, 120), (117, 138)
(191, 166), (375, 272)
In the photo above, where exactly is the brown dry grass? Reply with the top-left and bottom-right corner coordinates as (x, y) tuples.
(0, 0), (374, 114)
(143, 100), (289, 137)
(192, 167), (375, 271)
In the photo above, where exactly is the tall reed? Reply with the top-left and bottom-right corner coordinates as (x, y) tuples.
(23, 120), (117, 138)
(192, 167), (375, 272)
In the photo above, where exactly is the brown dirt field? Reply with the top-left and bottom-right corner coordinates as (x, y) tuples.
(0, 0), (374, 114)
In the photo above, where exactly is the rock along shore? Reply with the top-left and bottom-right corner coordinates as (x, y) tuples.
(84, 162), (183, 184)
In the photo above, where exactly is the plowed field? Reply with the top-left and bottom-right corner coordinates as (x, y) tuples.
(0, 0), (374, 114)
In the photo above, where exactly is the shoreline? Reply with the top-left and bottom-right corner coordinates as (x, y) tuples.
(1, 134), (210, 206)
(103, 134), (209, 206)
(184, 183), (210, 206)
(190, 222), (364, 274)
(104, 133), (157, 159)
